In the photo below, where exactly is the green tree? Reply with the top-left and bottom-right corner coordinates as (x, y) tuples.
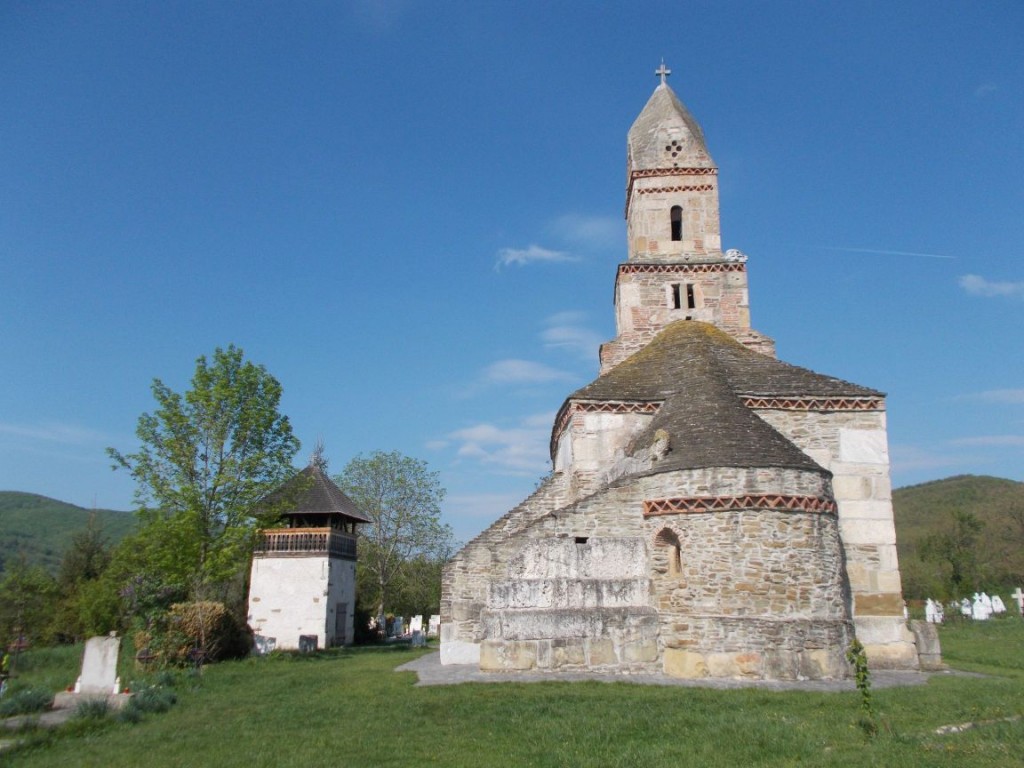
(50, 512), (114, 641)
(108, 345), (300, 607)
(336, 451), (452, 618)
(0, 555), (58, 649)
(921, 509), (985, 598)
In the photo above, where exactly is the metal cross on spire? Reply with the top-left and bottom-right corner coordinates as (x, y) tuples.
(655, 60), (671, 85)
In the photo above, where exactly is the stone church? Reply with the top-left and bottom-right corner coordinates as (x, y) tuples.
(440, 67), (923, 680)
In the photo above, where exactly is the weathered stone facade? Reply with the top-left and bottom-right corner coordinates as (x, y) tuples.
(440, 70), (923, 679)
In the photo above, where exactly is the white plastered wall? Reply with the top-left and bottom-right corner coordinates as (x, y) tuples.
(248, 555), (357, 650)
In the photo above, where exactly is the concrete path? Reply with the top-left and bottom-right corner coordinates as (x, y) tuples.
(397, 652), (951, 691)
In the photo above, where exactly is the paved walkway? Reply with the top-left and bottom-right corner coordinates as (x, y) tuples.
(397, 652), (952, 692)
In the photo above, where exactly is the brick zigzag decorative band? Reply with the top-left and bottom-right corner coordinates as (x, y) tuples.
(643, 494), (838, 517)
(741, 396), (885, 412)
(619, 262), (745, 276)
(636, 184), (715, 194)
(631, 167), (718, 178)
(551, 400), (661, 454)
(625, 168), (720, 215)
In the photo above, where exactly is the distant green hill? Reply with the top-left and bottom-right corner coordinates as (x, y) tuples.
(0, 491), (136, 576)
(892, 474), (1024, 598)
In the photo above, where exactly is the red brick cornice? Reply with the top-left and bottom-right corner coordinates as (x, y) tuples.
(643, 494), (837, 517)
(626, 167), (718, 216)
(741, 396), (885, 412)
(618, 262), (746, 276)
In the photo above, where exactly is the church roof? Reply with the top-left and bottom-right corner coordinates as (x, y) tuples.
(558, 321), (881, 476)
(262, 464), (371, 522)
(627, 83), (714, 171)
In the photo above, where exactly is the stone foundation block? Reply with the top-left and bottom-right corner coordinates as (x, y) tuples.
(480, 640), (538, 671)
(664, 648), (709, 678)
(587, 638), (616, 666)
(908, 620), (943, 671)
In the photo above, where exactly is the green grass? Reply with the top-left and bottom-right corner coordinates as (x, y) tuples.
(3, 623), (1024, 767)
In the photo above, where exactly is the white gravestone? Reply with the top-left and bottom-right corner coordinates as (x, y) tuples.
(925, 598), (937, 624)
(427, 615), (440, 637)
(76, 635), (121, 694)
(54, 634), (131, 710)
(991, 595), (1006, 614)
(1012, 587), (1024, 616)
(971, 593), (989, 621)
(960, 598), (972, 618)
(410, 615), (423, 634)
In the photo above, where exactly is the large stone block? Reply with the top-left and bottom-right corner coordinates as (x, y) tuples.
(838, 428), (889, 465)
(480, 640), (538, 671)
(839, 518), (897, 545)
(664, 648), (709, 678)
(854, 593), (904, 617)
(854, 616), (915, 645)
(440, 634), (481, 666)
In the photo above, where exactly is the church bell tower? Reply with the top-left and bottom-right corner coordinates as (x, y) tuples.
(600, 63), (775, 372)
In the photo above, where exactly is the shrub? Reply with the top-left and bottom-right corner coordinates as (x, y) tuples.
(0, 687), (52, 716)
(140, 601), (251, 666)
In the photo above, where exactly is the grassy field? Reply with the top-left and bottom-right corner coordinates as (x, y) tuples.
(3, 620), (1023, 767)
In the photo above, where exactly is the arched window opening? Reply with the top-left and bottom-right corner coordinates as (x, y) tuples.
(654, 528), (682, 576)
(670, 206), (683, 241)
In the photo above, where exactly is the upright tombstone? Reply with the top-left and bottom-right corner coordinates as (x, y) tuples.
(410, 615), (423, 634)
(991, 594), (1006, 614)
(971, 594), (989, 621)
(428, 615), (441, 637)
(53, 634), (131, 710)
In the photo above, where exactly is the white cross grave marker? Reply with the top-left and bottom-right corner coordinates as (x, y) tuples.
(1012, 587), (1024, 616)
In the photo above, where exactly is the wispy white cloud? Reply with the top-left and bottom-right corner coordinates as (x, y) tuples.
(959, 274), (1024, 299)
(541, 311), (604, 360)
(481, 359), (575, 386)
(547, 214), (622, 250)
(824, 246), (955, 260)
(0, 421), (107, 445)
(947, 435), (1024, 447)
(495, 244), (579, 269)
(446, 413), (554, 475)
(963, 389), (1024, 405)
(975, 83), (998, 98)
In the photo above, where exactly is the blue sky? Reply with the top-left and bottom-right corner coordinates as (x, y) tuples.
(2, 2), (1022, 544)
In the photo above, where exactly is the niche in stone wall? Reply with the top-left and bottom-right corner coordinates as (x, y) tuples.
(654, 527), (682, 576)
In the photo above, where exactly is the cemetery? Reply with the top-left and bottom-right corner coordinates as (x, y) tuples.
(1, 613), (1023, 765)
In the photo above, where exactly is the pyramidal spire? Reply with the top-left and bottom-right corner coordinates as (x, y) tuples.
(628, 64), (713, 171)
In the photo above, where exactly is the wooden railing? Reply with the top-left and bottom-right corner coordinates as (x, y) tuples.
(254, 528), (357, 560)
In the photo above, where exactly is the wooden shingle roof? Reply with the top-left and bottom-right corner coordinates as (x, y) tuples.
(263, 464), (371, 523)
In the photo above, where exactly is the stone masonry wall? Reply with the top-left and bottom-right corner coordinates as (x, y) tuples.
(649, 508), (851, 680)
(626, 173), (721, 261)
(446, 462), (853, 680)
(753, 407), (919, 669)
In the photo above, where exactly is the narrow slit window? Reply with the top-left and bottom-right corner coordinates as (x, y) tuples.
(575, 536), (589, 545)
(671, 283), (682, 309)
(686, 283), (696, 309)
(670, 206), (683, 241)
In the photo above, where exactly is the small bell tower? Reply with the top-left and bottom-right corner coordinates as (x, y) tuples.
(600, 64), (775, 372)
